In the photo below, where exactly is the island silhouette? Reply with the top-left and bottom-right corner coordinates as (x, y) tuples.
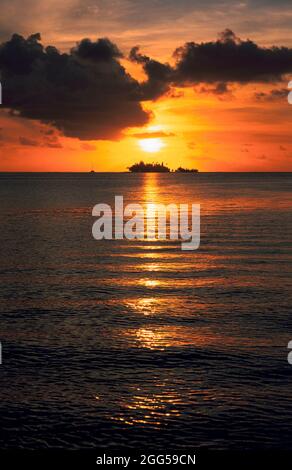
(128, 161), (198, 173)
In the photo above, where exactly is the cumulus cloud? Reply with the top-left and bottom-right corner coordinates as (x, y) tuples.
(0, 33), (150, 140)
(1, 29), (292, 142)
(173, 29), (292, 84)
(72, 37), (123, 62)
(129, 46), (172, 100)
(129, 29), (292, 97)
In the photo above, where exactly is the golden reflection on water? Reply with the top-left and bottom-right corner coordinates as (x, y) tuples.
(143, 173), (159, 204)
(127, 326), (217, 350)
(141, 262), (161, 272)
(144, 174), (159, 241)
(112, 381), (183, 428)
(126, 297), (160, 316)
(136, 328), (168, 350)
(139, 278), (162, 288)
(119, 175), (217, 358)
(133, 174), (174, 288)
(142, 173), (181, 242)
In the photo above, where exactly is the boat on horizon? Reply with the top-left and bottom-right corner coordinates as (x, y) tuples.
(175, 166), (199, 173)
(128, 161), (170, 173)
(128, 161), (199, 173)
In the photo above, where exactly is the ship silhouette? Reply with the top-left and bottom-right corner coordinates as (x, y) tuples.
(128, 161), (170, 172)
(175, 166), (198, 173)
(128, 161), (199, 173)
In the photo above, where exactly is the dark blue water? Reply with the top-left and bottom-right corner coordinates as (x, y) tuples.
(0, 172), (292, 451)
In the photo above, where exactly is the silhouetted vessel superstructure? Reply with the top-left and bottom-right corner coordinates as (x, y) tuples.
(175, 166), (199, 173)
(128, 161), (199, 173)
(128, 161), (170, 172)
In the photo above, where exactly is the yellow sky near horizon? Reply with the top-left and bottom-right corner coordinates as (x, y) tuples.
(1, 77), (291, 172)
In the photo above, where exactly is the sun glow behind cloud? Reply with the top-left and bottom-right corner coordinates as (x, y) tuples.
(138, 138), (165, 153)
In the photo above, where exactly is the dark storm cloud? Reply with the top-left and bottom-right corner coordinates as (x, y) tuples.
(0, 33), (150, 140)
(173, 29), (292, 84)
(72, 37), (122, 62)
(129, 46), (172, 100)
(1, 29), (292, 141)
(129, 29), (292, 93)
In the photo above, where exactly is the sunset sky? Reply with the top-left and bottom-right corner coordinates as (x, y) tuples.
(1, 0), (292, 171)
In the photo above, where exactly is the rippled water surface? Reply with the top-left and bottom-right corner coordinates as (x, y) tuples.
(0, 172), (292, 450)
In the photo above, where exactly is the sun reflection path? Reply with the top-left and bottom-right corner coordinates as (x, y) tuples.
(126, 297), (160, 316)
(108, 173), (204, 429)
(142, 173), (181, 244)
(143, 173), (158, 242)
(112, 381), (183, 428)
(143, 173), (159, 203)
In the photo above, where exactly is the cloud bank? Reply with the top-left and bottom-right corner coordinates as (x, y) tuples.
(0, 33), (150, 140)
(173, 29), (292, 84)
(1, 30), (292, 140)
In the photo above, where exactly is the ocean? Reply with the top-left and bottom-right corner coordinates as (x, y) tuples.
(0, 172), (292, 451)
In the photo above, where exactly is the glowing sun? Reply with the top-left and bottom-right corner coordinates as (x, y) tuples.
(138, 138), (165, 153)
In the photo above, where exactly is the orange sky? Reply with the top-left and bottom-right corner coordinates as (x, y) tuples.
(1, 80), (291, 172)
(0, 0), (292, 171)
